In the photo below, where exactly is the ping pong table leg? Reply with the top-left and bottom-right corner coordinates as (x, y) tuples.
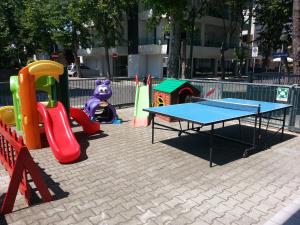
(244, 115), (258, 157)
(151, 115), (155, 144)
(209, 124), (214, 167)
(281, 108), (287, 141)
(238, 119), (242, 139)
(257, 115), (262, 146)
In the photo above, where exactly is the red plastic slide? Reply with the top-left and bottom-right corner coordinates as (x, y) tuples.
(37, 102), (80, 164)
(70, 107), (100, 135)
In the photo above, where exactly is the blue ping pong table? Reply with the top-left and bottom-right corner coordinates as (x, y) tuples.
(144, 98), (292, 167)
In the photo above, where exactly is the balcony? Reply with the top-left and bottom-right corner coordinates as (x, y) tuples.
(204, 39), (223, 48)
(77, 46), (128, 57)
(187, 38), (202, 46)
(139, 37), (167, 45)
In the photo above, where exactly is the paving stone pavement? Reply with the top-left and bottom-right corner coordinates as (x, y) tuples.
(1, 107), (300, 225)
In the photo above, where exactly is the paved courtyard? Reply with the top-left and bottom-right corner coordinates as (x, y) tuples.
(1, 107), (300, 225)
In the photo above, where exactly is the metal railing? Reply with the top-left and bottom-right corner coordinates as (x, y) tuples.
(138, 37), (167, 45)
(0, 77), (299, 132)
(251, 72), (300, 85)
(188, 79), (300, 132)
(69, 78), (137, 108)
(0, 82), (12, 106)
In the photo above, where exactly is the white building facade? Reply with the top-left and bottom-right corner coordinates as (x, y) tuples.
(78, 4), (239, 78)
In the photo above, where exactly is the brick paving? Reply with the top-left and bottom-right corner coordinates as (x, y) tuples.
(1, 107), (300, 225)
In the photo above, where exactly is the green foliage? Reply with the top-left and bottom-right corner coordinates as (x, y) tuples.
(254, 0), (293, 58)
(22, 0), (53, 53)
(207, 0), (247, 47)
(0, 0), (94, 67)
(0, 0), (25, 67)
(142, 0), (187, 28)
(141, 0), (188, 78)
(49, 0), (93, 50)
(91, 0), (131, 47)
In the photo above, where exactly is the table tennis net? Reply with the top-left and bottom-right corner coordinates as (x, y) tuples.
(195, 99), (260, 113)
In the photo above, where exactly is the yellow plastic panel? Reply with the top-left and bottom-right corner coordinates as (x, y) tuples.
(0, 106), (15, 125)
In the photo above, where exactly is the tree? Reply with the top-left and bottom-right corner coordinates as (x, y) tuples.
(185, 0), (209, 79)
(241, 0), (253, 76)
(0, 0), (25, 67)
(49, 0), (93, 77)
(91, 0), (134, 79)
(293, 0), (300, 76)
(254, 0), (293, 72)
(142, 0), (187, 78)
(208, 0), (246, 79)
(22, 0), (54, 55)
(20, 0), (94, 77)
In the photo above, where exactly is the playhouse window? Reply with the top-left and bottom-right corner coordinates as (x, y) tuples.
(157, 96), (165, 106)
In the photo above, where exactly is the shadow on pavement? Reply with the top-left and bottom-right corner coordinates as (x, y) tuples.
(30, 166), (69, 204)
(0, 215), (8, 225)
(0, 166), (69, 215)
(161, 124), (296, 166)
(74, 130), (108, 162)
(0, 194), (8, 225)
(29, 128), (107, 205)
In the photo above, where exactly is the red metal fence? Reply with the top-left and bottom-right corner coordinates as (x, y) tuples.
(0, 120), (51, 214)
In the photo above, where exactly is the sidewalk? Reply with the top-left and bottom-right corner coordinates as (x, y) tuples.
(2, 107), (300, 225)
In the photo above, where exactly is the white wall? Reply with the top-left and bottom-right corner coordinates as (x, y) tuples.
(147, 55), (163, 77)
(83, 56), (112, 77)
(128, 55), (141, 77)
(139, 55), (147, 76)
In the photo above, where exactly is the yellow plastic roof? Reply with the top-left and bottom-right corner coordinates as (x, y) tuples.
(28, 60), (64, 81)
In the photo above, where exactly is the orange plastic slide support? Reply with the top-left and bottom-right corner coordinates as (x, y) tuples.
(19, 66), (41, 149)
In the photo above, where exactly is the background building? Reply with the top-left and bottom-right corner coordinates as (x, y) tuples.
(78, 4), (240, 78)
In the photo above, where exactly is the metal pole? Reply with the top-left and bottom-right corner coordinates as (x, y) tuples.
(281, 108), (287, 141)
(209, 124), (214, 167)
(151, 115), (155, 144)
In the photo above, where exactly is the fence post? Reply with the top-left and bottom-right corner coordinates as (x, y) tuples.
(248, 72), (253, 83)
(220, 82), (224, 98)
(288, 85), (298, 131)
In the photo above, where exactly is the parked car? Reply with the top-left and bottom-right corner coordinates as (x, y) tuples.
(67, 64), (99, 77)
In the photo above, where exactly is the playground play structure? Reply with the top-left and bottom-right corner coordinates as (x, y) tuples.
(133, 75), (152, 127)
(152, 79), (200, 122)
(0, 106), (15, 125)
(2, 60), (100, 163)
(84, 79), (121, 124)
(0, 60), (103, 214)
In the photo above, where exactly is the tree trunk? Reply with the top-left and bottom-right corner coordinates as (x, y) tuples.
(168, 19), (181, 78)
(245, 0), (254, 75)
(293, 0), (300, 76)
(220, 42), (226, 80)
(73, 50), (82, 78)
(282, 57), (290, 76)
(104, 44), (111, 79)
(188, 7), (196, 79)
(181, 38), (187, 79)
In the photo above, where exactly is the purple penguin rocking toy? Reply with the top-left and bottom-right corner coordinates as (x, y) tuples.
(84, 80), (120, 124)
